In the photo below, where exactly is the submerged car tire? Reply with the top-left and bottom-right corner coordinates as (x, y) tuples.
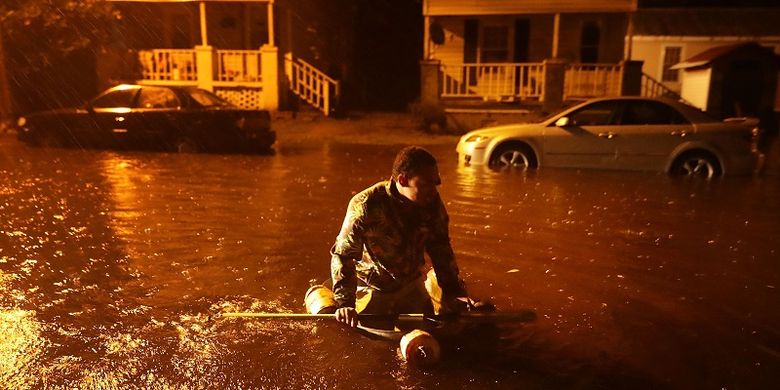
(173, 137), (199, 153)
(490, 143), (538, 170)
(35, 131), (63, 148)
(670, 151), (722, 179)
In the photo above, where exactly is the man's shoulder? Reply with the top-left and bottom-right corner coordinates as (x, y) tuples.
(350, 181), (390, 205)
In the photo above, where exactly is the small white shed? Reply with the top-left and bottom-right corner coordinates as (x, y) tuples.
(672, 42), (779, 118)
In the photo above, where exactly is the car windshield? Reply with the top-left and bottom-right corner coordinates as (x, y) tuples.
(188, 89), (234, 107)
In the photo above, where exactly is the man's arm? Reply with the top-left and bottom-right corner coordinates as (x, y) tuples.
(330, 195), (367, 308)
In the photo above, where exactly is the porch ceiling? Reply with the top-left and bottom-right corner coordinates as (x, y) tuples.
(423, 0), (637, 16)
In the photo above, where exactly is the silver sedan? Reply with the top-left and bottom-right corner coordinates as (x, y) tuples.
(456, 97), (759, 178)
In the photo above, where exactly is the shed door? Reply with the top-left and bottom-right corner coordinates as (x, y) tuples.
(723, 60), (763, 117)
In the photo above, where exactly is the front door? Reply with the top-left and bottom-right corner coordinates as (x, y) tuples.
(543, 100), (622, 169)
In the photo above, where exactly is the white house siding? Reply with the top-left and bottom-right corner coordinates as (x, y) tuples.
(424, 0), (636, 16)
(631, 37), (780, 94)
(680, 68), (711, 111)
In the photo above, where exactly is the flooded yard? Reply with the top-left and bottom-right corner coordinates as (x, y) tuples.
(1, 133), (778, 389)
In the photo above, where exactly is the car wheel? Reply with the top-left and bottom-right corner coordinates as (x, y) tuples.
(490, 144), (537, 170)
(670, 152), (722, 179)
(173, 137), (199, 153)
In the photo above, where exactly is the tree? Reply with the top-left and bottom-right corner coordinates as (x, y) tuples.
(0, 0), (118, 124)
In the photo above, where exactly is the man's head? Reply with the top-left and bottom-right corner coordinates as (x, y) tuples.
(392, 146), (441, 205)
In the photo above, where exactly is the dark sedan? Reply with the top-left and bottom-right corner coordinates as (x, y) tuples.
(15, 84), (275, 153)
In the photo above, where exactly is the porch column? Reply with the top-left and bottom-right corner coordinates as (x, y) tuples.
(620, 60), (644, 96)
(420, 59), (441, 105)
(423, 16), (431, 59)
(542, 58), (566, 112)
(195, 45), (216, 91)
(624, 12), (635, 60)
(267, 0), (275, 47)
(552, 13), (560, 58)
(199, 1), (208, 46)
(261, 45), (279, 110)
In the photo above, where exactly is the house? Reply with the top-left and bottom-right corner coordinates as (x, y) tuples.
(419, 0), (642, 113)
(629, 7), (780, 110)
(102, 0), (346, 115)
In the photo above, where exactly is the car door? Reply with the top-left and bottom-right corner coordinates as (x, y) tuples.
(614, 100), (695, 171)
(89, 86), (141, 147)
(134, 86), (183, 150)
(542, 100), (622, 169)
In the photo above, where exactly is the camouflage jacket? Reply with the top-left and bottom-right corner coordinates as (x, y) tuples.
(330, 180), (465, 308)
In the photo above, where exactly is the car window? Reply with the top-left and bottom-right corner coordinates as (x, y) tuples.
(621, 101), (689, 125)
(188, 89), (233, 107)
(137, 87), (180, 109)
(91, 88), (138, 109)
(568, 101), (621, 126)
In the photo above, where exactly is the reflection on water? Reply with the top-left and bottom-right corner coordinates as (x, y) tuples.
(0, 135), (778, 388)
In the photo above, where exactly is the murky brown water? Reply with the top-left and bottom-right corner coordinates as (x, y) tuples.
(1, 133), (778, 389)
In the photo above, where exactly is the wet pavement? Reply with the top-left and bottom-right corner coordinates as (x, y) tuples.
(1, 132), (779, 389)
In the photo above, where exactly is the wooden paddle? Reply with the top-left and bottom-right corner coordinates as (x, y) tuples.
(220, 310), (536, 323)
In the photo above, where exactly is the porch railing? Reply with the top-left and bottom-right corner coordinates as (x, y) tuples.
(564, 63), (622, 99)
(440, 63), (545, 100)
(216, 50), (262, 83)
(284, 53), (339, 116)
(138, 49), (197, 81)
(641, 73), (683, 101)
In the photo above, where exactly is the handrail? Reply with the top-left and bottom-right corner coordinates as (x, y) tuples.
(440, 62), (545, 100)
(641, 73), (684, 101)
(564, 63), (622, 99)
(138, 49), (197, 81)
(216, 49), (262, 82)
(284, 53), (340, 116)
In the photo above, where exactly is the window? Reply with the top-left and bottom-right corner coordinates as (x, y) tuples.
(662, 46), (682, 82)
(137, 87), (180, 109)
(188, 89), (233, 107)
(580, 22), (600, 63)
(569, 101), (621, 126)
(481, 26), (509, 63)
(620, 101), (689, 125)
(91, 88), (138, 109)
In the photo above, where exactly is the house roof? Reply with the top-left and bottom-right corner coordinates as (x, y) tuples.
(671, 42), (778, 69)
(634, 8), (780, 37)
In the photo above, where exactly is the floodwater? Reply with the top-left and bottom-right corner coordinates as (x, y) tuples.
(1, 133), (778, 389)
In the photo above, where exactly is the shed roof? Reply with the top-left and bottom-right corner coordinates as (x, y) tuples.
(671, 42), (778, 70)
(634, 8), (780, 37)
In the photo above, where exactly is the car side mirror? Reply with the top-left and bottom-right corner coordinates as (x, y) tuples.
(555, 117), (570, 127)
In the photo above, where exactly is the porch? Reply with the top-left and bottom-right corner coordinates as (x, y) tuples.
(438, 62), (625, 103)
(424, 60), (646, 113)
(111, 0), (339, 116)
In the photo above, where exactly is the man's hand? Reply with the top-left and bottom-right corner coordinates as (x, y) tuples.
(440, 296), (471, 314)
(335, 307), (359, 327)
(441, 296), (496, 314)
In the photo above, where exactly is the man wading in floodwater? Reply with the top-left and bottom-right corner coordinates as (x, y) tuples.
(330, 146), (478, 327)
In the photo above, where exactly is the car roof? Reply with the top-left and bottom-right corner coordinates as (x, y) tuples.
(564, 96), (719, 123)
(106, 84), (202, 93)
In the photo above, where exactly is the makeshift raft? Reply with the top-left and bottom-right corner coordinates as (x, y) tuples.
(223, 284), (536, 367)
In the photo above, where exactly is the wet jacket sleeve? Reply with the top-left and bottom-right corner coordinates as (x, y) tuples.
(330, 196), (367, 308)
(426, 200), (467, 297)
